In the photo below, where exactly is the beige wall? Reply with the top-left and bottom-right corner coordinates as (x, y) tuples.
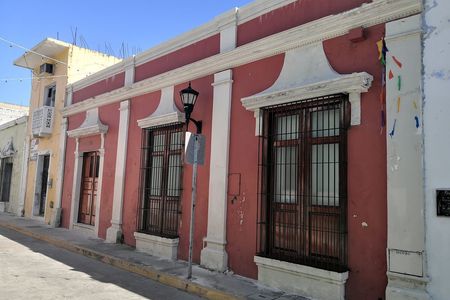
(0, 117), (28, 215)
(23, 45), (120, 224)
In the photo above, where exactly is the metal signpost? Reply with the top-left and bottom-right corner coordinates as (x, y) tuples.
(185, 132), (205, 279)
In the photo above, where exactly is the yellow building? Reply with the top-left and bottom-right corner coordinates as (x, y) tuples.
(14, 38), (121, 225)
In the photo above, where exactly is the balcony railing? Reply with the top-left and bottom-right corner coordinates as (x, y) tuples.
(32, 106), (54, 137)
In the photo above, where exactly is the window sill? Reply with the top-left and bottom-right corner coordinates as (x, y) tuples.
(254, 255), (348, 300)
(134, 232), (179, 260)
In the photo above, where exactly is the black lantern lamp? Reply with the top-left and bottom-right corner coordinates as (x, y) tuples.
(180, 82), (202, 134)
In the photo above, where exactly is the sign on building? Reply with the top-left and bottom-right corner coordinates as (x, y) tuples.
(30, 138), (39, 161)
(184, 132), (205, 165)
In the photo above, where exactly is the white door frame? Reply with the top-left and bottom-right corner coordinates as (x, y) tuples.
(69, 134), (105, 236)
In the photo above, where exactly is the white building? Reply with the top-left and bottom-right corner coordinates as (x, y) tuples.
(422, 0), (450, 299)
(0, 116), (28, 215)
(0, 103), (29, 125)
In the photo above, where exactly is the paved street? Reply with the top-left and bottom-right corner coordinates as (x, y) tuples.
(0, 227), (202, 300)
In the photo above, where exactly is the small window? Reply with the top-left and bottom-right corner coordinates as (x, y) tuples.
(44, 84), (56, 107)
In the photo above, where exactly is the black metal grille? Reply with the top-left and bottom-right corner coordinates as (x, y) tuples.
(138, 123), (185, 238)
(257, 94), (349, 272)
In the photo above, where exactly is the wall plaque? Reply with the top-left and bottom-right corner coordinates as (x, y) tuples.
(436, 189), (450, 216)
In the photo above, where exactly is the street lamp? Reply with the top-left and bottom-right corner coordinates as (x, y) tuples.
(180, 82), (202, 134)
(180, 82), (202, 279)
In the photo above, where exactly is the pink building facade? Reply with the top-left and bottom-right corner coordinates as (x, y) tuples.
(59, 1), (424, 299)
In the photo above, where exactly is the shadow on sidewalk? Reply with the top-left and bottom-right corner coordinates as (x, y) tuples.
(0, 226), (198, 299)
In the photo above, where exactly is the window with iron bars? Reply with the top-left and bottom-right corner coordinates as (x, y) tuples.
(137, 124), (185, 238)
(257, 94), (349, 272)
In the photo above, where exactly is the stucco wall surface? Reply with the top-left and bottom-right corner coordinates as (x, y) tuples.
(423, 0), (450, 299)
(0, 118), (27, 215)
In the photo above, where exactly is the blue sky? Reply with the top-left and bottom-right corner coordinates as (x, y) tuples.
(0, 1), (253, 106)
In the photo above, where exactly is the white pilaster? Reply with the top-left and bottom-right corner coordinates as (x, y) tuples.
(95, 134), (106, 236)
(218, 8), (238, 53)
(51, 117), (68, 227)
(69, 138), (82, 229)
(124, 57), (135, 87)
(385, 15), (429, 300)
(106, 100), (130, 243)
(17, 135), (30, 216)
(200, 69), (233, 271)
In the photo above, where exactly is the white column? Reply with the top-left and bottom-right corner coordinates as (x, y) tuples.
(200, 69), (233, 271)
(94, 134), (106, 236)
(385, 15), (429, 300)
(218, 8), (237, 53)
(51, 117), (67, 227)
(423, 1), (450, 299)
(69, 138), (82, 229)
(124, 57), (135, 87)
(17, 135), (30, 216)
(106, 100), (130, 243)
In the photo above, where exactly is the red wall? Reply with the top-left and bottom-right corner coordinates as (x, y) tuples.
(175, 77), (213, 263)
(121, 76), (214, 266)
(72, 73), (125, 104)
(226, 54), (285, 279)
(61, 2), (387, 298)
(121, 90), (161, 246)
(225, 24), (387, 299)
(324, 24), (387, 300)
(237, 0), (371, 46)
(61, 103), (120, 240)
(134, 34), (220, 82)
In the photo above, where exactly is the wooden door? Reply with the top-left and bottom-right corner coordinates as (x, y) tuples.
(78, 152), (99, 226)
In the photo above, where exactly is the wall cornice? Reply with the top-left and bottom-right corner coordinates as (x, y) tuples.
(241, 72), (372, 111)
(62, 0), (421, 117)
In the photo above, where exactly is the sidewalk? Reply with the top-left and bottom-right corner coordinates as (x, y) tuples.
(0, 213), (307, 300)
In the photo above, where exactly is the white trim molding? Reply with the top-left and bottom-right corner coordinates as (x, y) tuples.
(106, 100), (130, 243)
(67, 108), (108, 138)
(385, 14), (430, 300)
(254, 256), (349, 300)
(68, 108), (107, 235)
(67, 1), (299, 93)
(137, 86), (184, 129)
(62, 0), (420, 117)
(134, 232), (179, 260)
(240, 43), (372, 134)
(124, 56), (136, 87)
(51, 117), (68, 227)
(200, 70), (233, 271)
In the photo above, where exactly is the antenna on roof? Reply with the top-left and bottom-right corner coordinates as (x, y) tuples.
(70, 26), (78, 45)
(79, 35), (89, 49)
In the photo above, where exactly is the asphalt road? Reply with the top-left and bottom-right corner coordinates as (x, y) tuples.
(0, 227), (202, 300)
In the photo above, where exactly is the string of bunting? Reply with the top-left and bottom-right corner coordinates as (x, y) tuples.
(376, 37), (388, 132)
(379, 36), (419, 138)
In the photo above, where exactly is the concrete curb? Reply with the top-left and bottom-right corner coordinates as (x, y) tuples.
(0, 221), (238, 300)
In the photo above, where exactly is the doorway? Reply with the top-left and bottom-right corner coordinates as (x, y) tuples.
(0, 157), (13, 202)
(77, 152), (99, 226)
(33, 154), (50, 217)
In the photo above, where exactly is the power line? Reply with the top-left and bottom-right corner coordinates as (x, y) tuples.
(0, 36), (68, 66)
(0, 75), (68, 83)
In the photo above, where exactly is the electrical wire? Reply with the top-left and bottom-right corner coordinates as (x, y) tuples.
(0, 36), (68, 66)
(0, 75), (68, 83)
